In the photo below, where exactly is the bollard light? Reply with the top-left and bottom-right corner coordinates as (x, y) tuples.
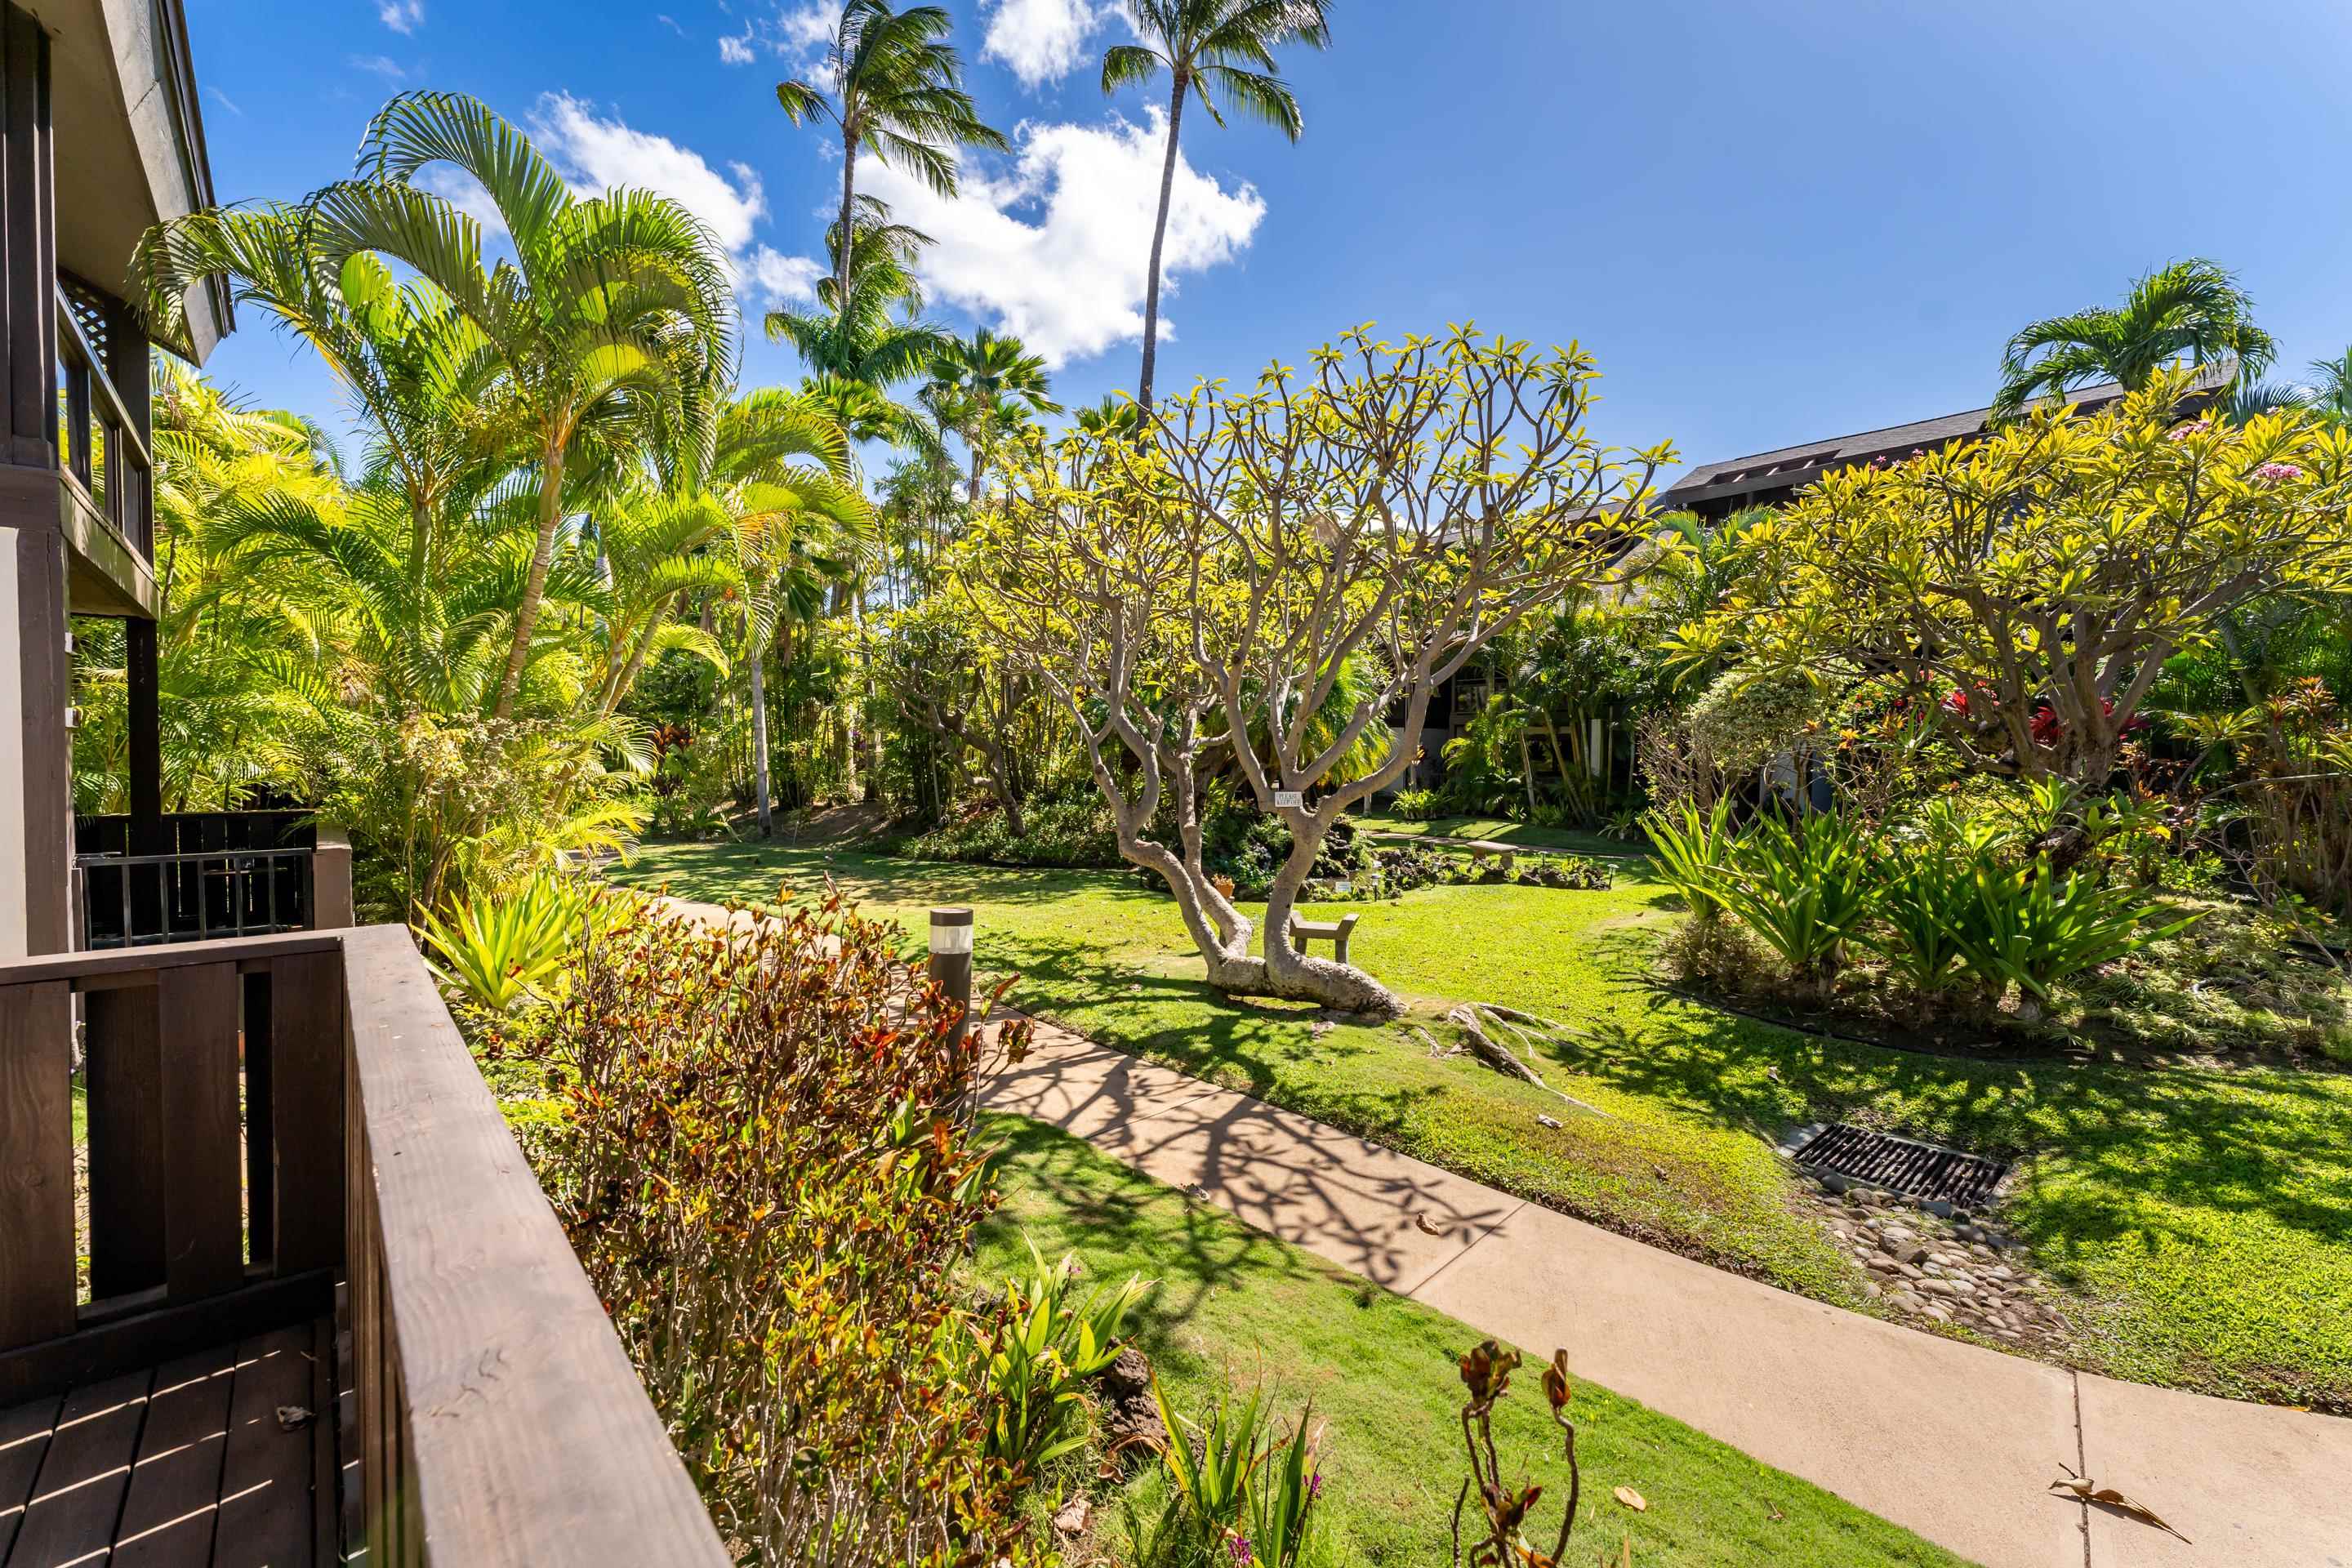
(928, 906), (974, 1048)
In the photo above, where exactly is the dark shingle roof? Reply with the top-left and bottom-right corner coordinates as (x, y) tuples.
(1658, 368), (2226, 510)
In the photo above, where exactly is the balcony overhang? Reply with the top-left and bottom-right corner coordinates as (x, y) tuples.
(21, 0), (230, 360)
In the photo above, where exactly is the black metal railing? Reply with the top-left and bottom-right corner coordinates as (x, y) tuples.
(74, 811), (321, 950)
(74, 847), (316, 950)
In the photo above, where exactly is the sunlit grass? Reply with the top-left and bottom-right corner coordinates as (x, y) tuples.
(978, 1116), (1967, 1567)
(621, 836), (2352, 1410)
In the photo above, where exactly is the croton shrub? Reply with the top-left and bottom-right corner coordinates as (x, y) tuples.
(524, 893), (1036, 1566)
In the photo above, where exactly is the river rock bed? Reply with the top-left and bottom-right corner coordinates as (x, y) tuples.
(1797, 1174), (2073, 1352)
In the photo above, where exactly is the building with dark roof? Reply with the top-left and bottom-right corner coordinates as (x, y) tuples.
(1652, 369), (2225, 520)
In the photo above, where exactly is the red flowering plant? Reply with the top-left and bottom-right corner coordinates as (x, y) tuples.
(526, 890), (1039, 1566)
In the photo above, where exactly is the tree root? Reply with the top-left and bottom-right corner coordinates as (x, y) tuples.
(1441, 1004), (1613, 1119)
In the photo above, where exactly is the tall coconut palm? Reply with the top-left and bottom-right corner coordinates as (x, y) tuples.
(768, 208), (953, 452)
(925, 325), (1059, 501)
(1102, 0), (1330, 414)
(774, 0), (1005, 312)
(301, 91), (735, 723)
(1993, 257), (2277, 417)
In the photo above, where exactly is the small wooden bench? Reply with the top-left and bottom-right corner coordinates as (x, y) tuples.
(1288, 911), (1361, 964)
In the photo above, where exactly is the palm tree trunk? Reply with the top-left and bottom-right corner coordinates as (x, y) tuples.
(1137, 76), (1187, 416)
(967, 439), (985, 505)
(492, 440), (566, 722)
(748, 614), (774, 836)
(835, 131), (858, 314)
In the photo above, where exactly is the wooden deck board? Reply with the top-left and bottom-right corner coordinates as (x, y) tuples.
(111, 1345), (237, 1566)
(0, 1394), (58, 1560)
(210, 1326), (318, 1568)
(7, 1366), (151, 1566)
(0, 1322), (333, 1568)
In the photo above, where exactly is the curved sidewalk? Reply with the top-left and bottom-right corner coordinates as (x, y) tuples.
(980, 1016), (2352, 1568)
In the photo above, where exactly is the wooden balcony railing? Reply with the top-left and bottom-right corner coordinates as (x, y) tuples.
(0, 926), (728, 1564)
(55, 284), (152, 559)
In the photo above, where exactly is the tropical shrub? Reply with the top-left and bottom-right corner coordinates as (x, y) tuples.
(1388, 786), (1442, 821)
(1863, 817), (1997, 1002)
(903, 794), (1125, 868)
(1668, 372), (2352, 789)
(525, 895), (1040, 1566)
(974, 1240), (1152, 1479)
(1134, 1378), (1325, 1568)
(1713, 812), (1881, 996)
(1949, 859), (2194, 1024)
(1685, 666), (1838, 778)
(416, 873), (598, 1016)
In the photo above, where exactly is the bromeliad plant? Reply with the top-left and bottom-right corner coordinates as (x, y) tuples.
(1138, 1375), (1325, 1568)
(416, 872), (599, 1015)
(975, 1239), (1153, 1478)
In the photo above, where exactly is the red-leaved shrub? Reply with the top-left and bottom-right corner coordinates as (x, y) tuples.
(528, 890), (1035, 1566)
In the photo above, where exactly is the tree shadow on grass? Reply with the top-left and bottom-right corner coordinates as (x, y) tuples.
(618, 840), (1174, 914)
(975, 1115), (1307, 1334)
(1552, 986), (2352, 1263)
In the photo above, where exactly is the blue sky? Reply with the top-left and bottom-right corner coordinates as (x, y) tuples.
(185, 0), (2352, 479)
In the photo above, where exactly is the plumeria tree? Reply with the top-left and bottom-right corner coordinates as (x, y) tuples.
(1666, 370), (2352, 787)
(966, 326), (1667, 1016)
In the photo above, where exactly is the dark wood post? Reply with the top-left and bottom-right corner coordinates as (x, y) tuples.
(927, 906), (973, 1049)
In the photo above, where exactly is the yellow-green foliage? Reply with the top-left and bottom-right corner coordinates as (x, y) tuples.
(1669, 370), (2352, 784)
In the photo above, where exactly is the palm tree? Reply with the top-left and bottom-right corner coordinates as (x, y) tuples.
(704, 392), (875, 835)
(301, 91), (735, 724)
(1994, 257), (2277, 417)
(136, 210), (506, 599)
(775, 0), (1005, 312)
(2298, 348), (2352, 423)
(767, 205), (953, 450)
(925, 326), (1059, 501)
(1102, 0), (1330, 414)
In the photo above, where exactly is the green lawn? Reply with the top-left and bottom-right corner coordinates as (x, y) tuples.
(978, 1115), (1966, 1567)
(618, 837), (2352, 1411)
(1352, 811), (1637, 858)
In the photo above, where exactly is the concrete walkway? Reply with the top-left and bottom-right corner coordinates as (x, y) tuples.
(979, 1016), (2352, 1568)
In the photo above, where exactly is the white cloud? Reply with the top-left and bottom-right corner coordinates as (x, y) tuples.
(534, 92), (767, 252)
(981, 0), (1113, 89)
(207, 85), (243, 117)
(743, 248), (824, 305)
(349, 54), (406, 82)
(377, 0), (423, 35)
(861, 110), (1263, 366)
(524, 94), (823, 308)
(419, 167), (508, 234)
(717, 3), (834, 69)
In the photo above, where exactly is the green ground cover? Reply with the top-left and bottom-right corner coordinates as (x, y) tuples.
(1351, 812), (1637, 858)
(978, 1116), (1966, 1567)
(618, 838), (2352, 1410)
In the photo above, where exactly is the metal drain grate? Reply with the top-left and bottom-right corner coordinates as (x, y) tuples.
(1792, 1124), (2010, 1209)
